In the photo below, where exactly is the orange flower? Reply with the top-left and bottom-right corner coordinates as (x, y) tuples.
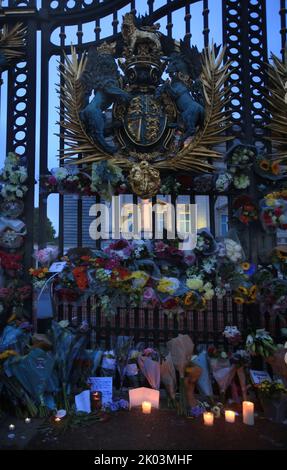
(72, 266), (88, 290)
(259, 160), (270, 171)
(271, 161), (280, 175)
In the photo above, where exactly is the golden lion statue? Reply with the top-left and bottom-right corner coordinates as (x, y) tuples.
(121, 13), (162, 55)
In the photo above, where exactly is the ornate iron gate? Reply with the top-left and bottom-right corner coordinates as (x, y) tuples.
(0, 0), (284, 345)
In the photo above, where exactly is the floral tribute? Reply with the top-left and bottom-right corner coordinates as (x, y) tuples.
(50, 234), (253, 317)
(0, 153), (31, 328)
(260, 190), (287, 232)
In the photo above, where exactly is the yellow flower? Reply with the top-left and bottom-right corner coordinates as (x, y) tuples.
(0, 350), (18, 361)
(234, 296), (244, 305)
(157, 277), (180, 294)
(238, 286), (248, 295)
(249, 285), (257, 298)
(184, 292), (193, 306)
(241, 262), (250, 271)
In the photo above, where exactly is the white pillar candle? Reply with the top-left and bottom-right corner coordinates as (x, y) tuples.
(9, 424), (15, 431)
(25, 418), (31, 424)
(203, 412), (214, 426)
(225, 410), (236, 423)
(242, 401), (254, 425)
(142, 401), (152, 414)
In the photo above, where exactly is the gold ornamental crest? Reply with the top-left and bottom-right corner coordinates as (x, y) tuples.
(58, 13), (233, 199)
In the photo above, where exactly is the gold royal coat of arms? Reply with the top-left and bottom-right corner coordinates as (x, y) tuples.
(59, 13), (233, 199)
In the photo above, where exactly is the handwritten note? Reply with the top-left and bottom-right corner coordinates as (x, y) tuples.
(89, 377), (113, 405)
(250, 369), (272, 385)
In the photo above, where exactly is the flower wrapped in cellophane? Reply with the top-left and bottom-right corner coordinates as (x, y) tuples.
(167, 334), (194, 415)
(160, 353), (177, 407)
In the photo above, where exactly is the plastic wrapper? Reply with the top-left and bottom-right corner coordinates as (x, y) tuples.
(0, 325), (30, 354)
(167, 334), (194, 377)
(209, 357), (236, 394)
(160, 353), (177, 401)
(192, 351), (213, 397)
(4, 348), (56, 404)
(138, 355), (160, 390)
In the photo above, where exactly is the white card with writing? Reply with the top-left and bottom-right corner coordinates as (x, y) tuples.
(49, 261), (67, 273)
(250, 369), (272, 385)
(75, 390), (91, 414)
(89, 377), (113, 405)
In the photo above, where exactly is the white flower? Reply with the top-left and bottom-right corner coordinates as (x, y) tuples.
(224, 238), (242, 262)
(204, 289), (214, 300)
(52, 167), (68, 181)
(223, 326), (241, 339)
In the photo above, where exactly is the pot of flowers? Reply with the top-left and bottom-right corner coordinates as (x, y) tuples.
(258, 380), (287, 423)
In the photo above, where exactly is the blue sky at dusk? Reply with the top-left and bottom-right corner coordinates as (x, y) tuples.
(0, 0), (283, 234)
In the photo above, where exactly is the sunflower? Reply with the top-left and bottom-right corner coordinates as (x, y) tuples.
(184, 292), (193, 306)
(259, 159), (270, 171)
(249, 285), (257, 298)
(237, 286), (248, 295)
(241, 262), (250, 271)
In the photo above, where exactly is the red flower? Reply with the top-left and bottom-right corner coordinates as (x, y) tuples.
(274, 207), (283, 217)
(72, 266), (89, 290)
(162, 298), (178, 309)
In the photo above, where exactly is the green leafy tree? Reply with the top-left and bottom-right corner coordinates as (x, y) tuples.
(34, 207), (57, 243)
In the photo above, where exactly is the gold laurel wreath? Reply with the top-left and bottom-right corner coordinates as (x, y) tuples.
(59, 45), (233, 172)
(0, 23), (26, 63)
(265, 50), (287, 155)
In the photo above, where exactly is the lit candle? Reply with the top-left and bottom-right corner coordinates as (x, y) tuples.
(203, 412), (214, 426)
(25, 418), (31, 424)
(91, 391), (102, 411)
(142, 401), (152, 414)
(242, 401), (254, 425)
(55, 417), (61, 423)
(225, 410), (236, 423)
(9, 424), (15, 431)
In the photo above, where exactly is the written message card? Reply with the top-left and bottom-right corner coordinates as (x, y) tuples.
(89, 377), (113, 405)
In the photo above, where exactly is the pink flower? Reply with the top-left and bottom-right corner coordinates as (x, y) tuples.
(185, 253), (196, 266)
(143, 287), (156, 301)
(48, 176), (57, 185)
(154, 241), (168, 252)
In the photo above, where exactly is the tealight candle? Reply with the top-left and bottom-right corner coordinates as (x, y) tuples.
(25, 417), (31, 424)
(203, 412), (214, 426)
(225, 410), (236, 423)
(142, 401), (152, 414)
(242, 401), (254, 425)
(55, 417), (61, 423)
(9, 424), (15, 431)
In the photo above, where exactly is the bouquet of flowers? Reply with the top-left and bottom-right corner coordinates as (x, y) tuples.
(0, 153), (28, 201)
(138, 347), (160, 390)
(245, 329), (277, 358)
(233, 195), (258, 226)
(222, 326), (242, 346)
(167, 334), (194, 415)
(215, 172), (233, 192)
(91, 161), (125, 201)
(34, 247), (58, 266)
(257, 380), (287, 399)
(227, 144), (256, 168)
(260, 191), (287, 232)
(271, 246), (287, 275)
(254, 155), (287, 181)
(101, 350), (117, 378)
(160, 353), (177, 407)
